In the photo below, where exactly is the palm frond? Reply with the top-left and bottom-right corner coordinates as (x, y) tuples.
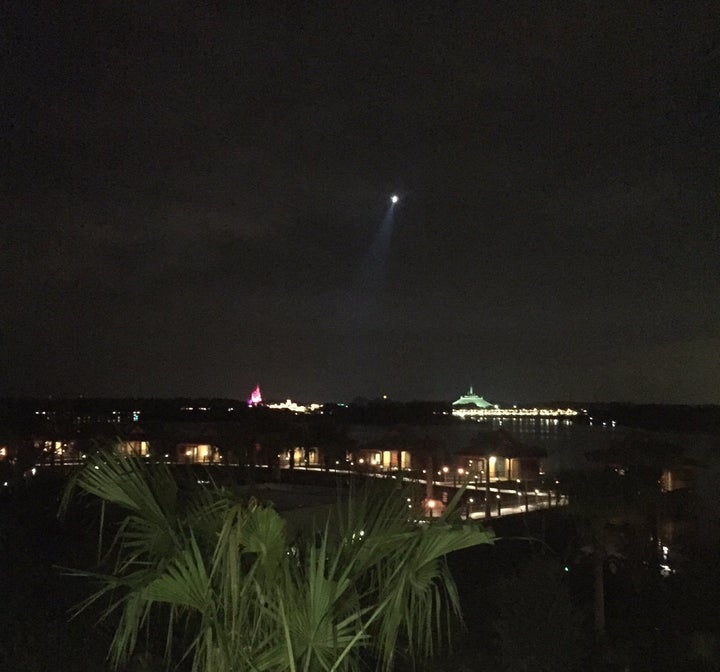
(64, 458), (494, 672)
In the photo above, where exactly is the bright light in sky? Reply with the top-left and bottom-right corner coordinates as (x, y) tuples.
(390, 194), (399, 204)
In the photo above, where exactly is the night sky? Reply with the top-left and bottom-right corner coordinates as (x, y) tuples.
(2, 3), (719, 404)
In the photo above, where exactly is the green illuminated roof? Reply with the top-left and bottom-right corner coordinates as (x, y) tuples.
(452, 387), (494, 408)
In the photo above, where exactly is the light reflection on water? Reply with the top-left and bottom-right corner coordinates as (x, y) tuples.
(478, 416), (621, 471)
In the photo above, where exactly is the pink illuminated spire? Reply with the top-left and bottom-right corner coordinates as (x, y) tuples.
(248, 384), (262, 406)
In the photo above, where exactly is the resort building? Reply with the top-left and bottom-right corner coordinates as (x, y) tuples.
(454, 428), (547, 482)
(177, 442), (218, 463)
(354, 426), (443, 471)
(116, 425), (150, 457)
(279, 446), (321, 468)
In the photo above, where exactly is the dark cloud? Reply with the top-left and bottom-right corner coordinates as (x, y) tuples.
(1, 1), (718, 402)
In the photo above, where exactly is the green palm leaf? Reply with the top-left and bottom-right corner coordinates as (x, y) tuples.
(63, 455), (494, 671)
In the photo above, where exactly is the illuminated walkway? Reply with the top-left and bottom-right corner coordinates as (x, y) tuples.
(26, 461), (567, 519)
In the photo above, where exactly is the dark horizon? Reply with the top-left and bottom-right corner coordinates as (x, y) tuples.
(3, 3), (718, 404)
(3, 393), (719, 411)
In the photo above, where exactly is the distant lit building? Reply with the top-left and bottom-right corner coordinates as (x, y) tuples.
(32, 431), (80, 464)
(452, 387), (495, 409)
(279, 446), (320, 468)
(356, 446), (412, 470)
(661, 460), (701, 492)
(177, 442), (218, 464)
(454, 428), (547, 482)
(116, 425), (150, 457)
(248, 385), (262, 406)
(354, 427), (442, 471)
(452, 386), (578, 419)
(266, 399), (323, 414)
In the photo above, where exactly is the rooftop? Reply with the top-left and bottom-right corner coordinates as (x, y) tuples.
(452, 387), (494, 409)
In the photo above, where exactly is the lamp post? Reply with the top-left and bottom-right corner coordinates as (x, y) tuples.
(485, 459), (492, 519)
(516, 479), (522, 513)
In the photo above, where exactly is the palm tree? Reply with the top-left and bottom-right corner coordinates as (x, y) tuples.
(60, 452), (493, 671)
(560, 466), (657, 640)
